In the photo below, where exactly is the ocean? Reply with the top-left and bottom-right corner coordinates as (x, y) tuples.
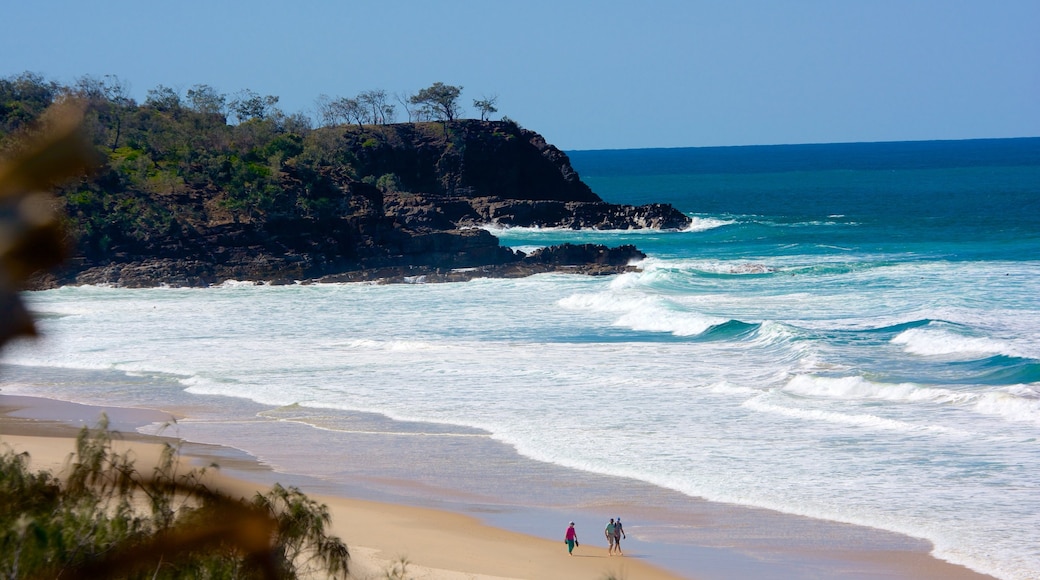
(3, 137), (1039, 579)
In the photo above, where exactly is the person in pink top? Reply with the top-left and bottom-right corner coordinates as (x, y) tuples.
(564, 521), (579, 555)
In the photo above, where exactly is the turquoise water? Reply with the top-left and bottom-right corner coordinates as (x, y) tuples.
(4, 138), (1039, 579)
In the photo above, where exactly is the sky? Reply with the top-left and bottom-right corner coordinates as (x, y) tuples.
(3, 0), (1038, 150)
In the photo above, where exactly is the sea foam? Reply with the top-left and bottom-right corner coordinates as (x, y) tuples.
(893, 326), (1020, 359)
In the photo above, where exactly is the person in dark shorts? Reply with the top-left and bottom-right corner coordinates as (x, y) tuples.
(614, 517), (627, 555)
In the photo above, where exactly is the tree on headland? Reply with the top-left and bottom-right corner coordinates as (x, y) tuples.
(145, 84), (182, 111)
(229, 89), (281, 123)
(473, 95), (498, 121)
(395, 91), (420, 122)
(410, 82), (463, 122)
(185, 84), (227, 116)
(335, 97), (367, 129)
(358, 89), (395, 125)
(316, 91), (395, 128)
(69, 74), (134, 150)
(314, 94), (341, 127)
(0, 72), (59, 146)
(71, 74), (133, 106)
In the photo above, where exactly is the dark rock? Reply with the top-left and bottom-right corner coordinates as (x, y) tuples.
(524, 243), (646, 266)
(345, 120), (601, 203)
(460, 198), (690, 230)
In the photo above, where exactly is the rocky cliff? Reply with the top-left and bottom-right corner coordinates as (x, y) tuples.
(34, 119), (689, 288)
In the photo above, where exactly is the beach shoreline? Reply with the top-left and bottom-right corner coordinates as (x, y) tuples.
(0, 391), (999, 580)
(0, 393), (686, 580)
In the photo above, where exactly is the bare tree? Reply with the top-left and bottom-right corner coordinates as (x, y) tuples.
(473, 94), (499, 121)
(70, 74), (130, 104)
(395, 91), (419, 122)
(71, 74), (133, 149)
(332, 97), (366, 129)
(380, 102), (396, 124)
(314, 94), (340, 127)
(358, 90), (392, 124)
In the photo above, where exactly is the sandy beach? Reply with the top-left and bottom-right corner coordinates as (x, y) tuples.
(0, 394), (684, 580)
(0, 392), (1000, 580)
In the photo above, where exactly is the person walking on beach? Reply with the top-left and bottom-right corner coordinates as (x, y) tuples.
(565, 521), (579, 555)
(614, 517), (627, 555)
(605, 518), (616, 554)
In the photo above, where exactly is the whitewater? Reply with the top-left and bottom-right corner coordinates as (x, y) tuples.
(3, 138), (1039, 580)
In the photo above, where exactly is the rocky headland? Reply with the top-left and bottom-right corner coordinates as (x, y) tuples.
(31, 117), (689, 288)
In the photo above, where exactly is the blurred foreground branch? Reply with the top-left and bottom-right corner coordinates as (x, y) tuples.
(0, 101), (96, 347)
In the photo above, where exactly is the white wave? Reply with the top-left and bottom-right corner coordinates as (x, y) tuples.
(340, 339), (446, 352)
(973, 389), (1040, 426)
(177, 375), (215, 390)
(480, 216), (729, 236)
(558, 291), (725, 336)
(742, 395), (928, 432)
(614, 306), (722, 337)
(814, 244), (854, 251)
(743, 395), (972, 436)
(0, 348), (114, 372)
(216, 279), (268, 288)
(179, 375), (300, 408)
(1003, 384), (1040, 399)
(480, 224), (660, 236)
(557, 291), (646, 313)
(512, 245), (547, 254)
(783, 374), (976, 405)
(748, 321), (799, 347)
(682, 216), (735, 232)
(892, 327), (1020, 359)
(783, 375), (1040, 427)
(605, 270), (648, 290)
(636, 257), (776, 276)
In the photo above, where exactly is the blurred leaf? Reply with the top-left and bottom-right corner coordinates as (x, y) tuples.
(0, 100), (96, 347)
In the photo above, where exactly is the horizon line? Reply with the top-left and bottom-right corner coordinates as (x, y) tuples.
(566, 135), (1040, 153)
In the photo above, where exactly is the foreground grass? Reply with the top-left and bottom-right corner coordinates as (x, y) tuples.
(0, 417), (349, 579)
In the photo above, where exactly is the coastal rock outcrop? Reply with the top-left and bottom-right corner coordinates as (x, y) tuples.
(33, 119), (689, 288)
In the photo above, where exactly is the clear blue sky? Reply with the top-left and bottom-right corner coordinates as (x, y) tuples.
(4, 0), (1037, 150)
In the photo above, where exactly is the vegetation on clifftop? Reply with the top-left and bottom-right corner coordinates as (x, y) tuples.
(3, 73), (686, 287)
(0, 74), (507, 259)
(2, 73), (594, 261)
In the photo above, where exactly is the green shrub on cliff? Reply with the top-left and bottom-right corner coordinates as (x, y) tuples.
(4, 73), (330, 233)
